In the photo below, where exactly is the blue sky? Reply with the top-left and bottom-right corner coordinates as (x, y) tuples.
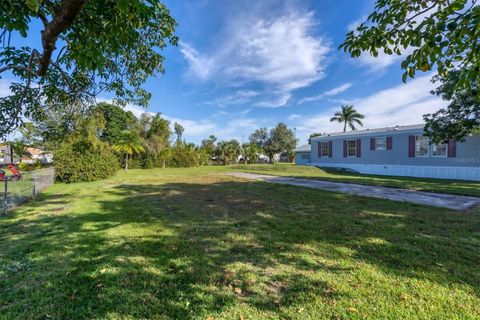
(2, 0), (447, 144)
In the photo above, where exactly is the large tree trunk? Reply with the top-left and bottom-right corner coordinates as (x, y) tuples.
(39, 0), (87, 76)
(125, 153), (128, 171)
(343, 122), (347, 132)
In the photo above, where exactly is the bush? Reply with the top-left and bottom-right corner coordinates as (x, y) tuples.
(17, 160), (44, 171)
(166, 145), (199, 168)
(116, 145), (206, 170)
(55, 141), (120, 183)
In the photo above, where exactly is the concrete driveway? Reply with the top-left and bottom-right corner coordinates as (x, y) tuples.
(227, 172), (480, 211)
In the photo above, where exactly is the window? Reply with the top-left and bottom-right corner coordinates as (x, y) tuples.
(375, 137), (386, 150)
(301, 154), (310, 160)
(415, 136), (429, 157)
(432, 143), (447, 157)
(320, 141), (329, 157)
(347, 140), (357, 157)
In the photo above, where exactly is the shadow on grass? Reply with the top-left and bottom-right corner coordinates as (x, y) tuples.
(0, 179), (479, 319)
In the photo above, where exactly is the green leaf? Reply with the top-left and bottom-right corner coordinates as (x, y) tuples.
(26, 0), (40, 12)
(118, 0), (129, 11)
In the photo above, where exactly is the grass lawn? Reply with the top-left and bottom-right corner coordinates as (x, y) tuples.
(1, 166), (479, 319)
(230, 163), (480, 197)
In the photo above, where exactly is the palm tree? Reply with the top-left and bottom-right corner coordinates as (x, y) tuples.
(9, 140), (32, 164)
(113, 131), (145, 171)
(330, 105), (365, 132)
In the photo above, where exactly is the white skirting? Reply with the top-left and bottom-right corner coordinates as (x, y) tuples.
(310, 163), (480, 181)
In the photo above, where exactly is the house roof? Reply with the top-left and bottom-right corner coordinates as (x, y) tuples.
(294, 144), (311, 152)
(311, 124), (424, 141)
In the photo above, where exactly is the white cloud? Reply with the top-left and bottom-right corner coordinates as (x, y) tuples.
(356, 52), (404, 72)
(298, 83), (352, 105)
(166, 116), (217, 137)
(290, 75), (448, 144)
(206, 90), (259, 107)
(179, 43), (214, 81)
(181, 11), (330, 108)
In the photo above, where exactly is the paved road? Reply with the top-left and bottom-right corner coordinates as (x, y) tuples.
(226, 172), (480, 211)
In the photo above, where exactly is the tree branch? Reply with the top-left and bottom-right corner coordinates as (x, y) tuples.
(39, 0), (87, 76)
(0, 64), (36, 74)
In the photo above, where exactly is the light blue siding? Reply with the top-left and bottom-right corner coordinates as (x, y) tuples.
(295, 152), (311, 165)
(308, 128), (480, 181)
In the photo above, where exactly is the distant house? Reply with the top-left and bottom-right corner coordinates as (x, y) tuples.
(0, 144), (53, 165)
(296, 124), (480, 181)
(24, 147), (53, 164)
(0, 143), (12, 164)
(294, 144), (311, 165)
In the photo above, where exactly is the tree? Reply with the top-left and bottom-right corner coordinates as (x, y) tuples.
(340, 0), (479, 140)
(96, 103), (129, 145)
(174, 122), (184, 143)
(201, 135), (217, 158)
(242, 143), (262, 164)
(9, 140), (32, 164)
(138, 113), (171, 154)
(215, 140), (241, 165)
(19, 122), (42, 146)
(249, 128), (269, 150)
(268, 123), (297, 163)
(113, 131), (145, 171)
(330, 105), (365, 132)
(424, 71), (479, 143)
(250, 123), (297, 163)
(0, 0), (178, 138)
(340, 0), (478, 94)
(308, 133), (323, 145)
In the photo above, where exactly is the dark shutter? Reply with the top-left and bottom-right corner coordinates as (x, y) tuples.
(328, 141), (332, 158)
(317, 142), (321, 158)
(408, 135), (415, 157)
(370, 138), (375, 150)
(386, 136), (393, 150)
(356, 139), (361, 158)
(343, 140), (347, 158)
(448, 139), (456, 158)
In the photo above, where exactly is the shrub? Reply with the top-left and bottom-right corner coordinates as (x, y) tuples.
(166, 145), (199, 168)
(55, 141), (119, 183)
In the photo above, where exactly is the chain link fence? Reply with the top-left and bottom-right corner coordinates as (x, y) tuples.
(1, 167), (55, 215)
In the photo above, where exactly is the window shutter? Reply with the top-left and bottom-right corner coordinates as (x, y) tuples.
(317, 142), (321, 158)
(448, 139), (456, 158)
(328, 141), (332, 158)
(386, 136), (392, 150)
(343, 140), (347, 158)
(356, 139), (361, 158)
(370, 138), (375, 150)
(408, 136), (415, 157)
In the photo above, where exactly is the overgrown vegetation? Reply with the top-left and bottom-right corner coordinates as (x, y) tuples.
(0, 167), (478, 319)
(15, 101), (298, 182)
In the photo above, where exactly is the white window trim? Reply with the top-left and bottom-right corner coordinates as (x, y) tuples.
(347, 140), (357, 158)
(375, 137), (386, 151)
(431, 143), (448, 158)
(415, 135), (430, 157)
(320, 141), (329, 157)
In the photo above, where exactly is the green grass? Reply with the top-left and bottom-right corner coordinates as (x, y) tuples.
(1, 166), (479, 319)
(229, 163), (480, 197)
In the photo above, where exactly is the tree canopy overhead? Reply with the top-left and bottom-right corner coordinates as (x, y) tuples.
(424, 71), (479, 143)
(0, 0), (178, 138)
(341, 0), (479, 94)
